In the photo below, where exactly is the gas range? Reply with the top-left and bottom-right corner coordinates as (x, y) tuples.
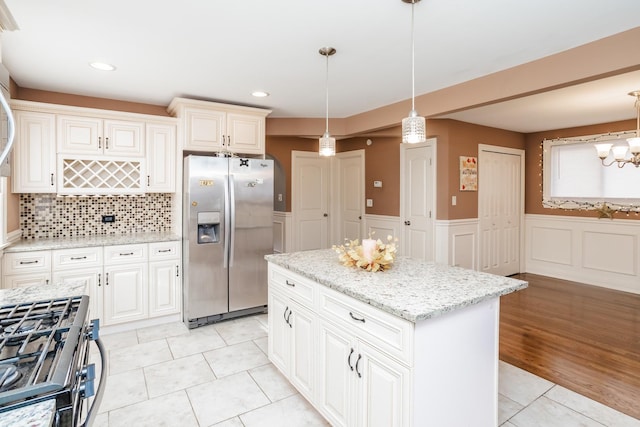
(0, 295), (105, 427)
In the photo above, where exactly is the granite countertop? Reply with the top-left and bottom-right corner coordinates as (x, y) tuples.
(3, 231), (181, 253)
(0, 281), (87, 306)
(0, 282), (88, 426)
(265, 249), (527, 322)
(0, 399), (56, 427)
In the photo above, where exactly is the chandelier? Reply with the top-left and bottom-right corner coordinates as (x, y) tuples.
(401, 0), (426, 144)
(595, 91), (640, 168)
(319, 47), (336, 157)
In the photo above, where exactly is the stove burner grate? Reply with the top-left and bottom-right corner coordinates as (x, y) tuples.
(0, 364), (21, 391)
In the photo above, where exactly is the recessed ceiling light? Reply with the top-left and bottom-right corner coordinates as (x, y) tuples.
(251, 91), (269, 98)
(89, 62), (116, 71)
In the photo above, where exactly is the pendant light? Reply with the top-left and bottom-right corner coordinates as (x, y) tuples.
(319, 47), (336, 157)
(401, 0), (426, 144)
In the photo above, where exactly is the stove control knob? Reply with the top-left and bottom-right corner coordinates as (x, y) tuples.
(86, 319), (100, 341)
(79, 379), (95, 399)
(80, 364), (96, 381)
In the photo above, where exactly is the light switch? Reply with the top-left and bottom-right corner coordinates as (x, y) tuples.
(373, 180), (382, 188)
(277, 194), (283, 202)
(366, 199), (373, 207)
(452, 196), (457, 206)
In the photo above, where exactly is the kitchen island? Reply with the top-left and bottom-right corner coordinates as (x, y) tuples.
(265, 249), (527, 427)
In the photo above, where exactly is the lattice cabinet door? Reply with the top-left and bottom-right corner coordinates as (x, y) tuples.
(57, 154), (146, 195)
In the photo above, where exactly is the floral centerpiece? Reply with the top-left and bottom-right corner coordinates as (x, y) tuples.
(332, 234), (398, 272)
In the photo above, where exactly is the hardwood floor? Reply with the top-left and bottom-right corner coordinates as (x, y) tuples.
(499, 273), (640, 420)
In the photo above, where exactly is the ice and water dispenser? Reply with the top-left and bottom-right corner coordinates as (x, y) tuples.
(197, 211), (220, 244)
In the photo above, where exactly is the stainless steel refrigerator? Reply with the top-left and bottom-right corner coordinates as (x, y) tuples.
(183, 154), (273, 328)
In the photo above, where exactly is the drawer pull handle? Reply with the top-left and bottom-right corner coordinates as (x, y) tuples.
(19, 260), (39, 265)
(158, 249), (172, 253)
(283, 306), (289, 323)
(105, 273), (109, 286)
(176, 265), (180, 277)
(98, 273), (101, 287)
(349, 312), (366, 323)
(347, 348), (354, 371)
(70, 256), (87, 260)
(355, 354), (362, 378)
(285, 280), (295, 287)
(119, 252), (134, 256)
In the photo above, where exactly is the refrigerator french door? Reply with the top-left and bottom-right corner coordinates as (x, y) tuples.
(183, 155), (274, 328)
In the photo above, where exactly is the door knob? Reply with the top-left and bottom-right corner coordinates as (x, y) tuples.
(404, 220), (411, 226)
(323, 213), (328, 217)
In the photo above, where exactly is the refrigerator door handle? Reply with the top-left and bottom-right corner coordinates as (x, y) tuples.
(229, 173), (236, 268)
(224, 174), (231, 269)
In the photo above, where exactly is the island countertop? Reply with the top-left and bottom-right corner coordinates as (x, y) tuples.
(265, 249), (527, 322)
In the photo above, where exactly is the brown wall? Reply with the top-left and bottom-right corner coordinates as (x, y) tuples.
(525, 118), (639, 220)
(265, 136), (316, 212)
(430, 119), (525, 220)
(15, 87), (170, 116)
(341, 137), (401, 217)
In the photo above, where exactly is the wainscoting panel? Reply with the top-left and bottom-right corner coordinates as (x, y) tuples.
(582, 231), (637, 276)
(272, 211), (292, 254)
(364, 214), (402, 252)
(530, 226), (572, 265)
(525, 214), (640, 294)
(434, 219), (479, 270)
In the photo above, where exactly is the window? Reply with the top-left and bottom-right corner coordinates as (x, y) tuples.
(543, 135), (640, 210)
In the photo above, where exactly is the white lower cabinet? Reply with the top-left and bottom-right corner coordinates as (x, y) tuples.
(3, 240), (181, 327)
(268, 289), (316, 401)
(318, 319), (410, 427)
(268, 264), (411, 427)
(2, 251), (52, 288)
(103, 262), (148, 325)
(53, 267), (103, 321)
(148, 241), (181, 317)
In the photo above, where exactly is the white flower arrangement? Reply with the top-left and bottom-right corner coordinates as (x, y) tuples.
(332, 234), (398, 272)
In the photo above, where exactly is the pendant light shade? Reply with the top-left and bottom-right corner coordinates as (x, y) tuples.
(319, 47), (336, 157)
(401, 0), (426, 144)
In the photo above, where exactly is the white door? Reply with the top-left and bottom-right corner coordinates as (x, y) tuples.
(400, 140), (436, 260)
(335, 150), (365, 245)
(292, 151), (330, 251)
(478, 146), (524, 276)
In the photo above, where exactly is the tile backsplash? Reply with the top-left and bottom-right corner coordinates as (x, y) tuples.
(20, 194), (174, 239)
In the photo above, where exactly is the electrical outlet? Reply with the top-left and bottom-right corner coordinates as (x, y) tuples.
(277, 194), (283, 202)
(373, 180), (383, 188)
(102, 215), (115, 223)
(366, 199), (373, 207)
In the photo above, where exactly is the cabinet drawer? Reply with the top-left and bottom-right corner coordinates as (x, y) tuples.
(149, 241), (180, 260)
(318, 285), (413, 366)
(53, 247), (103, 270)
(3, 273), (51, 289)
(104, 243), (148, 265)
(269, 264), (315, 308)
(3, 251), (51, 275)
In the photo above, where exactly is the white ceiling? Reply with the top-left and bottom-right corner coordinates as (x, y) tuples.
(2, 0), (640, 133)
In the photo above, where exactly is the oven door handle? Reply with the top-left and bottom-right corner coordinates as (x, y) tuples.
(80, 336), (107, 427)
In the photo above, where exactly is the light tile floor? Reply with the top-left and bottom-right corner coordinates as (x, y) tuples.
(91, 314), (640, 427)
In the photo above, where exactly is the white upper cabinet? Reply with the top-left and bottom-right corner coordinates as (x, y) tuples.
(12, 110), (57, 193)
(10, 100), (178, 194)
(58, 115), (145, 157)
(168, 97), (271, 156)
(146, 123), (176, 192)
